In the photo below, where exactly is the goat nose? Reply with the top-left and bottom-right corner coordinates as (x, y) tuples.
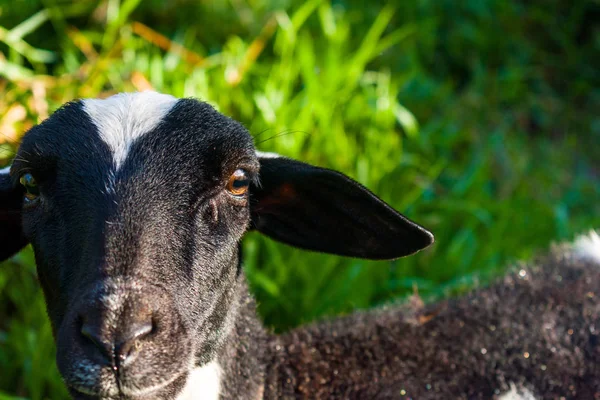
(80, 321), (112, 362)
(80, 317), (154, 365)
(115, 319), (153, 363)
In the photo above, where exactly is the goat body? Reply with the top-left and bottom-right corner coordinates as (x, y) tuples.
(0, 92), (598, 400)
(195, 232), (600, 400)
(263, 234), (600, 399)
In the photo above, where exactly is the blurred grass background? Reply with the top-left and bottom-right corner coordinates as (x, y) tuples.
(0, 0), (598, 398)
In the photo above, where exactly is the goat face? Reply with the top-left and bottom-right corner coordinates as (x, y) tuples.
(0, 92), (433, 399)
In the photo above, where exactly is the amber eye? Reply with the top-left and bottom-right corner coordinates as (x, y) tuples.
(19, 173), (40, 202)
(226, 169), (250, 196)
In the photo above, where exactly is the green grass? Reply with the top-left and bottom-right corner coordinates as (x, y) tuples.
(0, 0), (598, 398)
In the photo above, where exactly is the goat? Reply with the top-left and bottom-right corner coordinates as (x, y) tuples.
(0, 92), (598, 400)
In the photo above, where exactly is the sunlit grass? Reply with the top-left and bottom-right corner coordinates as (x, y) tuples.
(0, 1), (598, 398)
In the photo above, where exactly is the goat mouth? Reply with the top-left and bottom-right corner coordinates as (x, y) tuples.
(67, 367), (188, 399)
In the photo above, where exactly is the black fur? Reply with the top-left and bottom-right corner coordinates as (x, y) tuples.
(0, 94), (432, 399)
(0, 171), (26, 259)
(3, 94), (598, 400)
(265, 250), (600, 399)
(251, 157), (433, 259)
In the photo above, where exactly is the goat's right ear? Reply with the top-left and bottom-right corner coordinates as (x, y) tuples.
(0, 167), (27, 261)
(250, 154), (434, 260)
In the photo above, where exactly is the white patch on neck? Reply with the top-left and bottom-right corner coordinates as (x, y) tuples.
(0, 165), (10, 175)
(498, 383), (538, 400)
(573, 230), (600, 264)
(82, 91), (178, 169)
(176, 361), (221, 400)
(255, 150), (281, 159)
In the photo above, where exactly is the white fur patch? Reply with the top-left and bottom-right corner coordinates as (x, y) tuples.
(498, 383), (538, 400)
(82, 91), (178, 169)
(0, 165), (10, 175)
(573, 230), (600, 264)
(176, 362), (221, 400)
(255, 150), (280, 159)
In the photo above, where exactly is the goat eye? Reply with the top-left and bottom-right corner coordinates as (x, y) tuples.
(226, 169), (250, 196)
(19, 173), (40, 202)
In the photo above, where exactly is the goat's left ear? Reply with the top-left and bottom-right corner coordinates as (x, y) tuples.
(0, 167), (27, 261)
(250, 155), (434, 260)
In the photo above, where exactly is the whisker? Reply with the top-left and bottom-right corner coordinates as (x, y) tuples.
(251, 128), (273, 140)
(255, 130), (311, 145)
(0, 148), (17, 157)
(0, 131), (22, 145)
(16, 149), (33, 157)
(12, 157), (31, 165)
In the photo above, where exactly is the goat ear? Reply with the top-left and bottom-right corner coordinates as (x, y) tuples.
(0, 167), (27, 261)
(250, 155), (434, 260)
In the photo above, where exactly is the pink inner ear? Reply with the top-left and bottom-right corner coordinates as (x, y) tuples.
(277, 184), (297, 200)
(253, 183), (297, 212)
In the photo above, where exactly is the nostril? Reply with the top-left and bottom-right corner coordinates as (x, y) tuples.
(129, 320), (153, 342)
(80, 321), (112, 362)
(116, 319), (154, 364)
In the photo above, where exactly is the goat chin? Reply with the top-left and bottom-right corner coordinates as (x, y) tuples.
(176, 363), (222, 400)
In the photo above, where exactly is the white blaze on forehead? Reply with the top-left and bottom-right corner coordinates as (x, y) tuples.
(176, 361), (221, 400)
(82, 91), (178, 169)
